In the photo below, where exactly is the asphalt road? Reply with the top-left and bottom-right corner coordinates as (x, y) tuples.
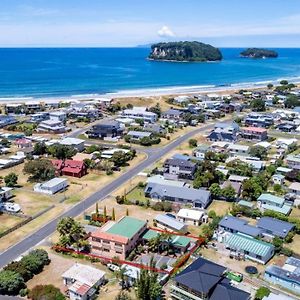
(0, 121), (216, 268)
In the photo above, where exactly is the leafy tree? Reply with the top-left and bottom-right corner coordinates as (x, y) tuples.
(148, 103), (161, 118)
(85, 144), (103, 154)
(3, 261), (32, 282)
(209, 183), (222, 199)
(267, 83), (273, 89)
(135, 258), (162, 300)
(249, 146), (267, 160)
(242, 178), (263, 201)
(20, 249), (50, 276)
(188, 139), (197, 148)
(285, 95), (300, 108)
(112, 208), (116, 221)
(23, 159), (55, 182)
(47, 144), (77, 160)
(28, 284), (65, 300)
(255, 287), (270, 300)
(280, 80), (289, 85)
(115, 291), (132, 300)
(56, 217), (88, 251)
(272, 237), (284, 253)
(0, 270), (25, 295)
(221, 184), (236, 200)
(4, 172), (18, 187)
(33, 142), (47, 156)
(250, 98), (265, 112)
(208, 210), (217, 219)
(273, 184), (284, 195)
(227, 159), (253, 177)
(110, 151), (135, 167)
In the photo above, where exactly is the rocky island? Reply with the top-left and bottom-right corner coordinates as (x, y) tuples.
(148, 41), (222, 62)
(240, 48), (278, 59)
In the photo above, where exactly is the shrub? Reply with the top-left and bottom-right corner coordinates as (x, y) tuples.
(0, 270), (25, 295)
(255, 287), (270, 300)
(28, 284), (65, 300)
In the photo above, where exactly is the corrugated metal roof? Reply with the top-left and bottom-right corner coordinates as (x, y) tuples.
(226, 233), (274, 256)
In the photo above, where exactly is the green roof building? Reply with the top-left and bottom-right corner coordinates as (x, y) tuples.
(142, 229), (191, 254)
(225, 233), (274, 264)
(106, 216), (147, 239)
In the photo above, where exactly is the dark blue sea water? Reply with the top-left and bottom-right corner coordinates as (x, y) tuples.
(0, 47), (300, 99)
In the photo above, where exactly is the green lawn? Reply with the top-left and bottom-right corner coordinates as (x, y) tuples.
(126, 187), (148, 204)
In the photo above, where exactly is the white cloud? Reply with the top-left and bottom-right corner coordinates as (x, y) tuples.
(157, 25), (175, 38)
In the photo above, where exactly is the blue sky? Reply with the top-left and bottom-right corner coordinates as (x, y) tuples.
(0, 0), (300, 47)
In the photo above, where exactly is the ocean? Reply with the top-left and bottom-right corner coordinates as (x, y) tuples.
(0, 47), (300, 100)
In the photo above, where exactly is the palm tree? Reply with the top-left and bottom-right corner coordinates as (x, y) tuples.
(161, 232), (173, 255)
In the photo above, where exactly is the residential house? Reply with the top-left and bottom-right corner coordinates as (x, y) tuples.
(143, 123), (166, 134)
(288, 182), (300, 198)
(0, 115), (18, 128)
(127, 131), (153, 141)
(15, 138), (32, 149)
(277, 123), (296, 133)
(62, 263), (106, 300)
(193, 145), (210, 160)
(121, 107), (157, 123)
(257, 217), (294, 239)
(59, 137), (85, 152)
(286, 155), (300, 170)
(90, 216), (147, 260)
(154, 214), (187, 233)
(257, 193), (292, 216)
(142, 229), (191, 254)
(265, 257), (300, 295)
(4, 103), (25, 115)
(34, 178), (69, 195)
(227, 143), (249, 156)
(207, 122), (239, 142)
(228, 175), (249, 183)
(240, 127), (268, 141)
(276, 138), (298, 150)
(176, 208), (207, 226)
(170, 257), (250, 300)
(161, 109), (184, 120)
(244, 113), (274, 128)
(87, 120), (124, 140)
(100, 148), (129, 159)
(163, 158), (197, 180)
(218, 216), (262, 238)
(146, 175), (186, 188)
(49, 111), (67, 122)
(52, 159), (87, 178)
(37, 119), (67, 133)
(272, 174), (285, 185)
(225, 233), (274, 264)
(144, 182), (211, 208)
(25, 101), (42, 112)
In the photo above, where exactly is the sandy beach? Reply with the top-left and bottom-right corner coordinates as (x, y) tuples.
(0, 78), (299, 105)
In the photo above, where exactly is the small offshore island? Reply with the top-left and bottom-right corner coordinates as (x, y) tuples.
(240, 48), (278, 58)
(148, 41), (222, 62)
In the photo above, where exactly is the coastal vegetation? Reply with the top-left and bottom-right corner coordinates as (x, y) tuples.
(240, 48), (278, 58)
(148, 41), (222, 62)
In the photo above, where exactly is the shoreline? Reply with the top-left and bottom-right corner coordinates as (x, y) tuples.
(0, 77), (299, 104)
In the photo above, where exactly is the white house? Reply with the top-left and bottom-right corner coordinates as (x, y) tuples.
(49, 111), (67, 122)
(176, 208), (208, 226)
(121, 107), (157, 123)
(60, 137), (85, 152)
(34, 178), (69, 195)
(62, 263), (106, 300)
(37, 119), (67, 134)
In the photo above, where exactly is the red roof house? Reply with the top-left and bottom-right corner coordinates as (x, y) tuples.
(52, 159), (87, 178)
